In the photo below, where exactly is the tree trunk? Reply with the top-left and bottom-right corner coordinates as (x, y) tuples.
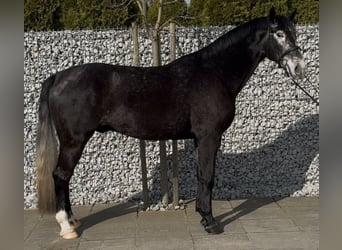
(132, 22), (149, 210)
(151, 28), (168, 206)
(169, 22), (179, 207)
(151, 30), (161, 67)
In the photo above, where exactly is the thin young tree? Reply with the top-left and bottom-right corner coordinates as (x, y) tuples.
(107, 0), (186, 206)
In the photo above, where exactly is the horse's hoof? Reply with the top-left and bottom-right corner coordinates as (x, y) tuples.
(70, 219), (82, 229)
(200, 218), (208, 227)
(60, 230), (79, 239)
(204, 221), (224, 234)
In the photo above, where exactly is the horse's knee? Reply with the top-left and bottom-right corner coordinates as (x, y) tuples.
(198, 176), (214, 188)
(53, 167), (73, 182)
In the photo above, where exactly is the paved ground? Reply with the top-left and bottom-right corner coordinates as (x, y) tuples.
(24, 197), (319, 250)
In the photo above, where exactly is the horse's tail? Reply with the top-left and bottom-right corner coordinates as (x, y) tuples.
(36, 74), (58, 214)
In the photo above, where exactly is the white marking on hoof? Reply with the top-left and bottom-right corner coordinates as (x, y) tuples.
(60, 229), (79, 239)
(56, 210), (78, 239)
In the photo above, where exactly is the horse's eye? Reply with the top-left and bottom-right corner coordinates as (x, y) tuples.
(276, 31), (285, 38)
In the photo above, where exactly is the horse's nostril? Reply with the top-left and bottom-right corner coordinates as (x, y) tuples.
(294, 63), (305, 79)
(295, 64), (300, 75)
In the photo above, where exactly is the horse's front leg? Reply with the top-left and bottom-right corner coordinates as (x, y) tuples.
(195, 133), (223, 234)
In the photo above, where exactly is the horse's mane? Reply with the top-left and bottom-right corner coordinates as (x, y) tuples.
(196, 17), (271, 60)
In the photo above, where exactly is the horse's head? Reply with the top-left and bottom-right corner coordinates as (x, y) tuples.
(264, 7), (305, 79)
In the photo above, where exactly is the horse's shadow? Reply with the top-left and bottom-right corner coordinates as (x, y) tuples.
(77, 114), (318, 234)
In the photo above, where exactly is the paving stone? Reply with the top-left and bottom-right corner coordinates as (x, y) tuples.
(78, 240), (103, 250)
(24, 241), (49, 250)
(137, 211), (189, 238)
(187, 222), (208, 236)
(24, 209), (42, 241)
(137, 210), (187, 224)
(136, 236), (193, 250)
(213, 208), (240, 222)
(281, 206), (319, 218)
(220, 219), (246, 234)
(229, 198), (278, 209)
(78, 238), (136, 250)
(276, 197), (319, 207)
(212, 199), (232, 209)
(185, 209), (205, 222)
(72, 205), (93, 218)
(193, 233), (253, 250)
(91, 202), (137, 213)
(89, 203), (138, 219)
(237, 207), (289, 220)
(248, 231), (319, 249)
(137, 222), (190, 238)
(183, 198), (196, 207)
(24, 208), (42, 222)
(291, 215), (319, 231)
(48, 238), (81, 249)
(82, 211), (136, 228)
(102, 238), (137, 250)
(24, 198), (320, 249)
(254, 248), (308, 250)
(240, 218), (300, 233)
(186, 199), (233, 211)
(79, 204), (137, 240)
(189, 219), (245, 236)
(25, 237), (80, 250)
(27, 219), (60, 241)
(81, 222), (137, 241)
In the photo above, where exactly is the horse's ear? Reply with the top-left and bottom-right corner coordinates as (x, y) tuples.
(269, 7), (276, 23)
(289, 9), (297, 21)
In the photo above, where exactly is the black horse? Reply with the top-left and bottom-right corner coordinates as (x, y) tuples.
(36, 7), (305, 239)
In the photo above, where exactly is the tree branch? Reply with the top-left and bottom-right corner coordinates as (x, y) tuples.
(162, 0), (179, 7)
(105, 0), (134, 9)
(154, 0), (163, 32)
(160, 16), (175, 30)
(136, 0), (153, 38)
(156, 0), (186, 31)
(159, 15), (193, 30)
(135, 0), (144, 14)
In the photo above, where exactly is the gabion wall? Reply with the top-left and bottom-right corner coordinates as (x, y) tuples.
(24, 26), (319, 209)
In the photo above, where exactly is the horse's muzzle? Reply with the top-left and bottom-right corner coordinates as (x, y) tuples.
(281, 55), (305, 80)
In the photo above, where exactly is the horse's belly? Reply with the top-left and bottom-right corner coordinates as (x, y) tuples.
(103, 106), (192, 140)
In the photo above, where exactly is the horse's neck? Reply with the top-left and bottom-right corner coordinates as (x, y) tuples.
(203, 32), (266, 97)
(225, 45), (265, 96)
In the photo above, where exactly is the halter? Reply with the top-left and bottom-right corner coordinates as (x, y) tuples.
(266, 26), (318, 106)
(279, 46), (319, 106)
(266, 23), (301, 68)
(278, 45), (301, 68)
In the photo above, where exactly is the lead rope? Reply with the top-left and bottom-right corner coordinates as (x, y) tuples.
(289, 75), (319, 106)
(277, 45), (319, 106)
(283, 64), (319, 106)
(265, 59), (319, 106)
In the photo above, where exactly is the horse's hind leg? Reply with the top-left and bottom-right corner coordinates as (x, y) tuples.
(195, 133), (223, 234)
(53, 136), (89, 239)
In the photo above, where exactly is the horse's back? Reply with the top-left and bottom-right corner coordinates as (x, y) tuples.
(48, 63), (194, 140)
